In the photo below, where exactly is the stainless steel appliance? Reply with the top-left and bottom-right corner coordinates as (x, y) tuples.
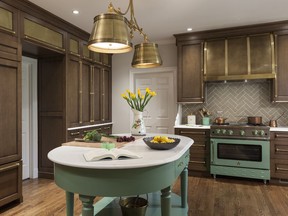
(210, 124), (270, 183)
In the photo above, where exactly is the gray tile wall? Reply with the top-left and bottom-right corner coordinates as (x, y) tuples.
(182, 80), (288, 126)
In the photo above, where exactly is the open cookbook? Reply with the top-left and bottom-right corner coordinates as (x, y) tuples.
(83, 148), (142, 161)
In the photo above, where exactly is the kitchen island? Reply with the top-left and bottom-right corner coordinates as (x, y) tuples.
(48, 134), (193, 216)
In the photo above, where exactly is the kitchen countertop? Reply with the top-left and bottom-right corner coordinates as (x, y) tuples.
(48, 134), (193, 169)
(174, 125), (288, 132)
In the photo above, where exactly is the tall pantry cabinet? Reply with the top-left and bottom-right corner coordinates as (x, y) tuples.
(0, 2), (23, 207)
(0, 0), (113, 207)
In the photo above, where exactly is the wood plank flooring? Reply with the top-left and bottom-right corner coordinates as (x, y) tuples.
(1, 176), (288, 216)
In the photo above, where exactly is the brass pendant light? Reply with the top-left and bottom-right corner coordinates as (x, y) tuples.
(88, 0), (162, 68)
(132, 43), (162, 68)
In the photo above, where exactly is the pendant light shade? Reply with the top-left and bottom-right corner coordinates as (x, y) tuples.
(132, 43), (163, 68)
(88, 13), (132, 54)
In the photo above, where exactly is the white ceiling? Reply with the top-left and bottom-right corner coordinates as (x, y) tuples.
(28, 0), (288, 44)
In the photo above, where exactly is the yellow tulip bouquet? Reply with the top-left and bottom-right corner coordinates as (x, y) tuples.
(121, 88), (156, 112)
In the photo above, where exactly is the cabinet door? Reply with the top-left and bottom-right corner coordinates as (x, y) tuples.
(0, 161), (22, 207)
(67, 56), (81, 127)
(273, 31), (288, 102)
(0, 58), (21, 165)
(0, 2), (18, 36)
(101, 68), (111, 121)
(91, 65), (101, 123)
(81, 60), (91, 125)
(178, 42), (204, 103)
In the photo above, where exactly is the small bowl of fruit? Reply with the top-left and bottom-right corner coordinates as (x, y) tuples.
(143, 136), (180, 150)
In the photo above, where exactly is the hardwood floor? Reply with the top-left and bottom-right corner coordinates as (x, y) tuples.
(1, 176), (288, 216)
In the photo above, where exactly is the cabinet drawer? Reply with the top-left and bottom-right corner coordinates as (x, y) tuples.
(188, 159), (208, 172)
(0, 161), (22, 207)
(271, 140), (288, 159)
(271, 132), (288, 140)
(271, 159), (288, 180)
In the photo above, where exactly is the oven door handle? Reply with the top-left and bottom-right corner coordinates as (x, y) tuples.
(210, 140), (214, 164)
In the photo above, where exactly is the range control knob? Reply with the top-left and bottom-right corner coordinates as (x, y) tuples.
(221, 129), (227, 134)
(240, 130), (245, 136)
(228, 130), (233, 135)
(215, 129), (221, 134)
(260, 130), (265, 136)
(253, 130), (259, 136)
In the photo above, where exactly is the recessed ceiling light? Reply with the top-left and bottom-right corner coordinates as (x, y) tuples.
(73, 10), (79, 15)
(187, 28), (193, 32)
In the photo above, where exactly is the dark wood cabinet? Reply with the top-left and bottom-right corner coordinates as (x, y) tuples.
(270, 132), (288, 180)
(0, 33), (22, 207)
(175, 41), (204, 103)
(272, 31), (288, 102)
(175, 128), (210, 175)
(38, 56), (66, 179)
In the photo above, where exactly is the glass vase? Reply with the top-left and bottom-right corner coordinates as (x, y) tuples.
(131, 109), (146, 136)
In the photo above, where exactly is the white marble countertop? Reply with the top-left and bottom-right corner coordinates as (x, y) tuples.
(48, 134), (193, 169)
(175, 124), (288, 132)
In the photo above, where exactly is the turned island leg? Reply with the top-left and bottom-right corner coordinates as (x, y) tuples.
(180, 166), (188, 208)
(161, 186), (171, 216)
(79, 195), (95, 216)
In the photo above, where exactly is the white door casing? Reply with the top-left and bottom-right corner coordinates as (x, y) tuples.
(22, 62), (30, 180)
(22, 56), (38, 179)
(131, 67), (177, 134)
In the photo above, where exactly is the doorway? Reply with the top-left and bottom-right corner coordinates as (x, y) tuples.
(22, 56), (38, 179)
(130, 67), (177, 134)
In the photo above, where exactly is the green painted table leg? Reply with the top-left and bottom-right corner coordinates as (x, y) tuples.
(161, 186), (171, 216)
(66, 191), (74, 216)
(180, 166), (188, 208)
(79, 195), (95, 216)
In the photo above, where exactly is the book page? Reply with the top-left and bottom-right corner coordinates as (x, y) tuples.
(83, 148), (142, 161)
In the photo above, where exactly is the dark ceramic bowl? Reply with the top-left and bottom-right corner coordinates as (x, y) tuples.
(143, 137), (181, 150)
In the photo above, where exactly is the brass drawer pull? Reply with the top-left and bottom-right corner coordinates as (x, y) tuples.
(103, 127), (110, 130)
(193, 144), (205, 147)
(190, 160), (206, 164)
(180, 131), (206, 135)
(276, 148), (288, 153)
(276, 167), (288, 172)
(275, 134), (288, 138)
(0, 163), (19, 172)
(70, 131), (80, 136)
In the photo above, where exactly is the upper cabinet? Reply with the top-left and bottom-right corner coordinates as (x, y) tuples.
(0, 2), (18, 36)
(204, 33), (276, 81)
(272, 30), (288, 102)
(176, 40), (205, 103)
(22, 14), (66, 53)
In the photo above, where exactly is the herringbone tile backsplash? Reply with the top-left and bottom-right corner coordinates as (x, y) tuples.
(182, 80), (288, 126)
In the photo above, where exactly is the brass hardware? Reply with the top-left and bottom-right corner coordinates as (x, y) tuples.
(0, 26), (15, 34)
(203, 42), (207, 76)
(69, 51), (80, 57)
(271, 34), (276, 74)
(275, 134), (288, 138)
(180, 131), (205, 135)
(225, 39), (228, 76)
(193, 144), (206, 148)
(190, 160), (206, 164)
(276, 167), (288, 172)
(276, 148), (288, 153)
(79, 61), (83, 124)
(103, 126), (110, 130)
(90, 66), (94, 122)
(247, 37), (251, 75)
(70, 131), (80, 136)
(0, 163), (19, 172)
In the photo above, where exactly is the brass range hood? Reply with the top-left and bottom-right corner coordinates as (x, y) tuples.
(88, 0), (162, 68)
(204, 33), (276, 82)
